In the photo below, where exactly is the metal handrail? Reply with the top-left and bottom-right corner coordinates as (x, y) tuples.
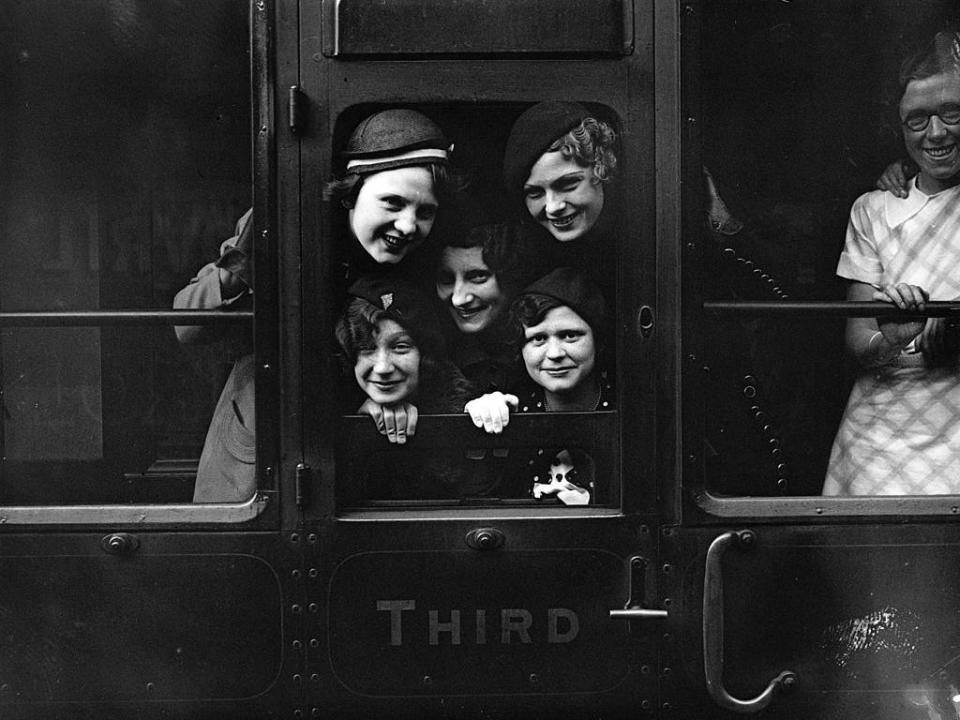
(0, 310), (253, 327)
(704, 300), (960, 317)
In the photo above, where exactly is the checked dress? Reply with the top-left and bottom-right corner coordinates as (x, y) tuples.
(823, 181), (960, 495)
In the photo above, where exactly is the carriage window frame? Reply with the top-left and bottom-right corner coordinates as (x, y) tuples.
(0, 0), (277, 526)
(326, 101), (632, 517)
(679, 0), (960, 521)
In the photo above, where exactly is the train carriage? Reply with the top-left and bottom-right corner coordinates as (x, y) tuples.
(2, 0), (960, 718)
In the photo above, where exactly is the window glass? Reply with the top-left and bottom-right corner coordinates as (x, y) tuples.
(329, 104), (621, 509)
(695, 0), (959, 500)
(1, 1), (251, 505)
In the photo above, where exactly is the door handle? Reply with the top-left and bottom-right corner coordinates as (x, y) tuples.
(703, 530), (796, 713)
(609, 608), (668, 620)
(609, 556), (668, 631)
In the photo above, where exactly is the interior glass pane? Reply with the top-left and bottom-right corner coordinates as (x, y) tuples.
(697, 0), (959, 499)
(0, 0), (251, 504)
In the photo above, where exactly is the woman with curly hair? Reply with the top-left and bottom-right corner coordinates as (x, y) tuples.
(336, 274), (473, 438)
(336, 274), (507, 498)
(502, 101), (618, 245)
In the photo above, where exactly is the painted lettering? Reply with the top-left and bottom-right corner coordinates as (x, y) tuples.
(429, 609), (461, 645)
(500, 609), (533, 644)
(547, 607), (579, 643)
(377, 601), (579, 647)
(376, 599), (415, 646)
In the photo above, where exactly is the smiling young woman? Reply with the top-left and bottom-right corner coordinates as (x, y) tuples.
(324, 108), (464, 281)
(463, 266), (613, 434)
(503, 101), (617, 245)
(824, 30), (960, 496)
(348, 167), (439, 266)
(433, 222), (530, 393)
(335, 274), (473, 442)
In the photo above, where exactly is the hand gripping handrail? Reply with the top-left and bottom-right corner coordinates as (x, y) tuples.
(703, 530), (797, 713)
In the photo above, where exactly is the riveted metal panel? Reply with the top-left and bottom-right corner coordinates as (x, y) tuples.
(667, 525), (960, 718)
(0, 553), (284, 704)
(327, 549), (631, 696)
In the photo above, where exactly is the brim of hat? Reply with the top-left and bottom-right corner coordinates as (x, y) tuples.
(347, 156), (448, 176)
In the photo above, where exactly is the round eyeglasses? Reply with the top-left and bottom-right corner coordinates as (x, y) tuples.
(901, 104), (960, 132)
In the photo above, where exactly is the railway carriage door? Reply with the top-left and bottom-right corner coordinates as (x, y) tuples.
(298, 0), (664, 717)
(668, 2), (960, 719)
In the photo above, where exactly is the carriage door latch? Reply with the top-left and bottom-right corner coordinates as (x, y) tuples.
(609, 555), (668, 634)
(636, 305), (655, 340)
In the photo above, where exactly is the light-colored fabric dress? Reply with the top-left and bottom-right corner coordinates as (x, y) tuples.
(173, 209), (256, 503)
(823, 181), (960, 496)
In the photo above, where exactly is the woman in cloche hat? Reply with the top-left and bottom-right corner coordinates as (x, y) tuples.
(178, 108), (461, 500)
(324, 108), (472, 445)
(326, 107), (463, 278)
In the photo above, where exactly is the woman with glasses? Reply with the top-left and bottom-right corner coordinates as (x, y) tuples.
(824, 30), (960, 495)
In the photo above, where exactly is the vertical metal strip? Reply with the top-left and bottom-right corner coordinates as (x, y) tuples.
(679, 0), (705, 511)
(653, 0), (687, 523)
(252, 0), (279, 496)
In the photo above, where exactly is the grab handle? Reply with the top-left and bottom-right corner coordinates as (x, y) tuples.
(703, 530), (796, 713)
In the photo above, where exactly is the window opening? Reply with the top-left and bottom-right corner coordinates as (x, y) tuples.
(0, 0), (253, 509)
(327, 103), (623, 510)
(693, 0), (960, 504)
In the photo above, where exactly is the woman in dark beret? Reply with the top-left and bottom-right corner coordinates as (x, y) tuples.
(503, 101), (618, 245)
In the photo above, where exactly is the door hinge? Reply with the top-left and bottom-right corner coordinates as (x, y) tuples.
(288, 85), (307, 133)
(295, 463), (312, 509)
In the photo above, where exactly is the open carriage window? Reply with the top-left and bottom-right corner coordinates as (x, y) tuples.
(688, 0), (960, 508)
(0, 0), (260, 514)
(328, 103), (623, 510)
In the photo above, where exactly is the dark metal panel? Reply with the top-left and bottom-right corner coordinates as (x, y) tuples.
(328, 549), (632, 695)
(665, 524), (960, 719)
(0, 550), (283, 704)
(322, 59), (631, 108)
(321, 0), (634, 57)
(307, 516), (661, 718)
(0, 530), (304, 719)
